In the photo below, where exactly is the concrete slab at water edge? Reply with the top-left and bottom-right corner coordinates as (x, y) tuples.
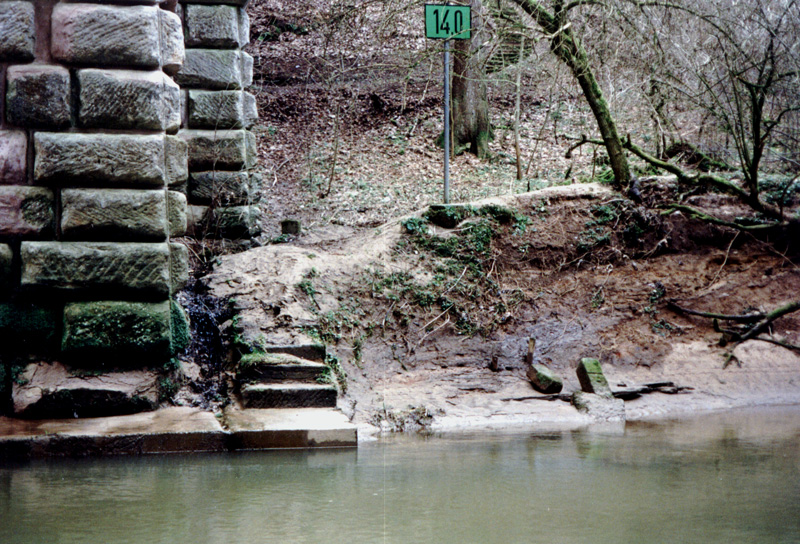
(224, 406), (358, 449)
(0, 406), (357, 460)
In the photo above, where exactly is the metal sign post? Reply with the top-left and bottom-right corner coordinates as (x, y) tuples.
(425, 4), (471, 205)
(443, 39), (450, 204)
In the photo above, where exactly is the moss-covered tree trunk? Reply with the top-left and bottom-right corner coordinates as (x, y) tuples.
(513, 0), (631, 188)
(554, 31), (631, 188)
(451, 0), (491, 158)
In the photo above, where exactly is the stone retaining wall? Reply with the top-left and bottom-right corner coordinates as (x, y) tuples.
(0, 0), (191, 413)
(0, 0), (260, 418)
(175, 0), (261, 239)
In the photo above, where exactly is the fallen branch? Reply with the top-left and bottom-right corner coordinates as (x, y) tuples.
(611, 381), (694, 400)
(659, 204), (781, 232)
(564, 134), (604, 158)
(624, 135), (789, 223)
(735, 300), (800, 344)
(755, 336), (800, 353)
(667, 300), (764, 323)
(705, 300), (800, 367)
(502, 381), (692, 402)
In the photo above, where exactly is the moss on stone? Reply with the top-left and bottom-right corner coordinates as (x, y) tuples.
(62, 300), (171, 358)
(170, 300), (191, 354)
(576, 357), (611, 396)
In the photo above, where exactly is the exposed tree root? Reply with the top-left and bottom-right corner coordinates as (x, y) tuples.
(668, 299), (800, 367)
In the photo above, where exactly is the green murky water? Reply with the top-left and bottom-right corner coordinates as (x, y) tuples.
(2, 406), (799, 544)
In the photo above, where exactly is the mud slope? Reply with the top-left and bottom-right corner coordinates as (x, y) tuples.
(207, 183), (800, 432)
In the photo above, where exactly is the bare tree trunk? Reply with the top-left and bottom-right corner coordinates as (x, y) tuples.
(452, 0), (491, 158)
(514, 36), (525, 181)
(551, 30), (630, 188)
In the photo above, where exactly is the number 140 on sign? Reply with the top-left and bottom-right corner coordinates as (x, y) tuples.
(425, 5), (472, 40)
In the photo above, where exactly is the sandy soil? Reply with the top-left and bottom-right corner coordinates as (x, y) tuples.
(206, 184), (800, 436)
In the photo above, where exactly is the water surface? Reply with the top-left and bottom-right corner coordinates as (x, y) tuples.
(2, 406), (799, 544)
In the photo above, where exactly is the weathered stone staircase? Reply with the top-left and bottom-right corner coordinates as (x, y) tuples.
(236, 344), (338, 409)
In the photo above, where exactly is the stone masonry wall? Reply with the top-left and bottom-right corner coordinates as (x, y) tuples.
(0, 0), (191, 415)
(175, 0), (261, 240)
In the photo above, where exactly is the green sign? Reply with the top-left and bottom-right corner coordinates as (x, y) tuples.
(425, 5), (471, 40)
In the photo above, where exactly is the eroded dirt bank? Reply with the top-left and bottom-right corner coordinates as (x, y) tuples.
(207, 184), (800, 435)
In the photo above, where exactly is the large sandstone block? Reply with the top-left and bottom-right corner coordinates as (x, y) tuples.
(78, 69), (181, 131)
(6, 65), (71, 129)
(61, 189), (168, 241)
(12, 361), (159, 419)
(165, 135), (189, 185)
(174, 49), (252, 90)
(51, 4), (179, 68)
(241, 51), (254, 87)
(170, 242), (189, 293)
(187, 90), (257, 129)
(216, 205), (261, 238)
(179, 129), (256, 170)
(21, 242), (171, 297)
(167, 191), (187, 237)
(189, 170), (261, 205)
(186, 204), (260, 238)
(0, 186), (55, 238)
(159, 9), (185, 75)
(62, 300), (173, 357)
(243, 92), (257, 126)
(34, 133), (173, 187)
(170, 299), (190, 352)
(185, 4), (248, 49)
(0, 2), (35, 62)
(0, 131), (27, 185)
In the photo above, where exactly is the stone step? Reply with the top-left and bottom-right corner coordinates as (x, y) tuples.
(241, 383), (337, 409)
(260, 343), (326, 362)
(237, 352), (327, 383)
(12, 362), (158, 419)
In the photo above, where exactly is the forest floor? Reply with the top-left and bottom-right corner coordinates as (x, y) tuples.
(181, 1), (800, 434)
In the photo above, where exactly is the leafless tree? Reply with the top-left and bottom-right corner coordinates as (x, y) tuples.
(623, 0), (800, 225)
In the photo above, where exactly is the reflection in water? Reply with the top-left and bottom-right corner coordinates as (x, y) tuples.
(1, 406), (799, 544)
